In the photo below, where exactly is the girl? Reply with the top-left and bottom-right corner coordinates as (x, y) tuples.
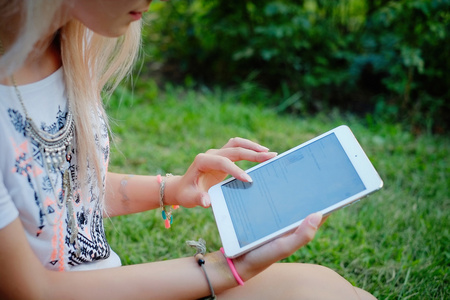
(0, 1), (376, 299)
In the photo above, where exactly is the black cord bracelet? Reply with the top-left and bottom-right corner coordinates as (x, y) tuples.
(196, 253), (216, 300)
(187, 239), (217, 300)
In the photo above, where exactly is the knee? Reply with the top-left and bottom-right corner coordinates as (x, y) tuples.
(355, 287), (377, 300)
(289, 264), (375, 300)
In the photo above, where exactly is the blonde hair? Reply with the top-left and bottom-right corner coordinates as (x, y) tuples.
(0, 0), (142, 205)
(0, 1), (63, 76)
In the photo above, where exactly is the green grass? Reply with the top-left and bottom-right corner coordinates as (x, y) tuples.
(104, 82), (449, 299)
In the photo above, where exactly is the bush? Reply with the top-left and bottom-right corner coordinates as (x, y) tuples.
(141, 0), (450, 133)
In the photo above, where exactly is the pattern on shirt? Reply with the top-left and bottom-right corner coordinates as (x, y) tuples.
(8, 107), (111, 270)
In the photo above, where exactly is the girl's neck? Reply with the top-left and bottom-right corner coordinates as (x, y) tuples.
(0, 1), (70, 87)
(0, 33), (62, 86)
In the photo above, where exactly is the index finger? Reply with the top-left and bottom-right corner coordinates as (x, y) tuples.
(207, 147), (277, 164)
(222, 137), (270, 152)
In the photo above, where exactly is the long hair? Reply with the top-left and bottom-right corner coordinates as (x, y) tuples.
(0, 0), (142, 206)
(0, 1), (63, 77)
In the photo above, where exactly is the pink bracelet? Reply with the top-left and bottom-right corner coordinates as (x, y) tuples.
(220, 247), (244, 286)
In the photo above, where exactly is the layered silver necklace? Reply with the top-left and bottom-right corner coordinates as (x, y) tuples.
(11, 74), (75, 170)
(11, 75), (81, 257)
(1, 37), (81, 256)
(11, 75), (75, 171)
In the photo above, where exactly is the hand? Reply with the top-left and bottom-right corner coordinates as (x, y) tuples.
(170, 137), (277, 208)
(234, 212), (325, 280)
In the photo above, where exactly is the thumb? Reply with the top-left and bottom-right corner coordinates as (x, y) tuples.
(270, 212), (323, 260)
(291, 212), (323, 244)
(200, 192), (211, 208)
(304, 211), (322, 230)
(233, 212), (323, 281)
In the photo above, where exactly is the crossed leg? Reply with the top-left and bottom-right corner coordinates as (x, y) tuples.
(218, 263), (376, 300)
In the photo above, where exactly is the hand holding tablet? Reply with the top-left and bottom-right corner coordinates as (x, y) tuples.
(209, 125), (383, 258)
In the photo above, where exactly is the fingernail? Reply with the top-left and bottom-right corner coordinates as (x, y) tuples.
(308, 212), (322, 229)
(258, 145), (269, 151)
(241, 173), (253, 183)
(201, 194), (210, 207)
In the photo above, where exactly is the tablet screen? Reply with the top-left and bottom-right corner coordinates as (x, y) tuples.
(221, 132), (366, 247)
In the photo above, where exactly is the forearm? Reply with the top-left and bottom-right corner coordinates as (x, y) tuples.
(46, 252), (238, 300)
(105, 172), (181, 217)
(1, 218), (241, 300)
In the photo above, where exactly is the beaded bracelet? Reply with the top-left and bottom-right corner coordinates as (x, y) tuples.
(220, 247), (245, 286)
(157, 174), (179, 229)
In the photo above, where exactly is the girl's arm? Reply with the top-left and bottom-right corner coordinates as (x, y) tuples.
(0, 137), (319, 298)
(104, 172), (171, 216)
(0, 212), (321, 300)
(0, 218), (236, 299)
(104, 137), (277, 217)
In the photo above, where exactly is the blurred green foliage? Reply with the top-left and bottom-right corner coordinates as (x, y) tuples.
(142, 0), (450, 133)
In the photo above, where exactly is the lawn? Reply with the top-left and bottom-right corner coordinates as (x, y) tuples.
(104, 83), (449, 299)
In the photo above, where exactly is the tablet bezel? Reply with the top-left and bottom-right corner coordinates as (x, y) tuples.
(209, 125), (383, 258)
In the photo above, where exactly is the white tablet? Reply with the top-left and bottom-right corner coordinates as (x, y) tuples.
(209, 125), (383, 258)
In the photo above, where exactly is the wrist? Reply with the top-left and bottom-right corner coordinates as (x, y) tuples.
(220, 248), (245, 285)
(229, 252), (266, 283)
(161, 174), (181, 206)
(205, 251), (237, 289)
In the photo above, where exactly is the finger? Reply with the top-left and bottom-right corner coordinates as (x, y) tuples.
(201, 192), (211, 208)
(182, 189), (210, 208)
(207, 147), (277, 164)
(266, 212), (322, 261)
(319, 215), (329, 228)
(222, 137), (270, 152)
(192, 153), (252, 182)
(237, 212), (323, 278)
